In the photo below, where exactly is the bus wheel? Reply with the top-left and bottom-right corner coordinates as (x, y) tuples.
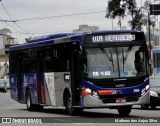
(36, 105), (44, 111)
(26, 90), (35, 111)
(141, 104), (149, 110)
(3, 88), (7, 93)
(117, 106), (132, 116)
(65, 92), (83, 116)
(151, 105), (156, 109)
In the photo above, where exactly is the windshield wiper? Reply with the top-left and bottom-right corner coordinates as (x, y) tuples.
(122, 46), (132, 71)
(99, 46), (115, 71)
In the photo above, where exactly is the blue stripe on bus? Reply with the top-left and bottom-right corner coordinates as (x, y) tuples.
(82, 79), (149, 96)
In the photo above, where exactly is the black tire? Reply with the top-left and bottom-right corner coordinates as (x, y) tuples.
(26, 90), (35, 111)
(65, 92), (83, 116)
(117, 106), (132, 116)
(141, 104), (149, 110)
(151, 105), (156, 109)
(36, 105), (44, 111)
(3, 88), (7, 93)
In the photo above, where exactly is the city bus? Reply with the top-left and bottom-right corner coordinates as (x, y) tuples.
(9, 30), (150, 116)
(151, 49), (160, 77)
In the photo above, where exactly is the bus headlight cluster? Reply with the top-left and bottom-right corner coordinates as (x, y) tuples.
(141, 85), (150, 96)
(150, 91), (158, 97)
(85, 88), (99, 99)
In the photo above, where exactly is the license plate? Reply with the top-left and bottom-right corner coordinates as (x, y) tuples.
(116, 98), (126, 103)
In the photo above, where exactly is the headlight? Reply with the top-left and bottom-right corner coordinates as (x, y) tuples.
(146, 85), (150, 90)
(150, 91), (158, 97)
(85, 88), (92, 94)
(141, 85), (150, 96)
(85, 88), (99, 99)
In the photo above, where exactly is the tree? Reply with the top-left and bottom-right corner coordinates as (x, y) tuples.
(128, 8), (148, 30)
(106, 0), (151, 31)
(106, 0), (137, 29)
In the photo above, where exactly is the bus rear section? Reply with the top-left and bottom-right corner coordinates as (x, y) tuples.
(9, 30), (150, 116)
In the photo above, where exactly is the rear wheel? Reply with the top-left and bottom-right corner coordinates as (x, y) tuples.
(36, 105), (44, 111)
(117, 106), (132, 116)
(65, 92), (83, 116)
(26, 90), (35, 111)
(3, 87), (7, 93)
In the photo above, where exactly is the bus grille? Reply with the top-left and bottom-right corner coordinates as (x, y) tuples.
(100, 95), (141, 103)
(93, 79), (143, 88)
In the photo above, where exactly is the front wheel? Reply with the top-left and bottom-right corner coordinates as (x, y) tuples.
(141, 104), (149, 110)
(65, 92), (83, 116)
(117, 106), (132, 116)
(151, 105), (156, 109)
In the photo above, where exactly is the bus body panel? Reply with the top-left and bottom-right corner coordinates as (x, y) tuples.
(22, 73), (39, 104)
(53, 72), (71, 106)
(82, 79), (149, 108)
(83, 90), (149, 108)
(10, 74), (18, 101)
(43, 72), (71, 106)
(82, 78), (150, 107)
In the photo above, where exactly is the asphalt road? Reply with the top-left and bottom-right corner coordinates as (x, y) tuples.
(0, 91), (160, 126)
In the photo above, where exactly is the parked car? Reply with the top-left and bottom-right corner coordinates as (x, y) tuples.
(0, 79), (10, 93)
(141, 77), (160, 109)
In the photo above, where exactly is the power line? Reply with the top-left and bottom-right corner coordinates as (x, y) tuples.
(16, 10), (105, 22)
(0, 16), (26, 34)
(0, 0), (29, 34)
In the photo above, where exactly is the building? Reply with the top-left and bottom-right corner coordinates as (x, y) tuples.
(73, 24), (99, 34)
(0, 28), (17, 79)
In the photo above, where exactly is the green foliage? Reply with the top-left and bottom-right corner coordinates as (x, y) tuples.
(106, 0), (136, 19)
(128, 8), (148, 30)
(106, 0), (150, 31)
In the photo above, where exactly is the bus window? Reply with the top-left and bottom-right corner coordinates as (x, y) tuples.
(30, 50), (37, 73)
(22, 51), (30, 73)
(44, 47), (53, 72)
(9, 52), (18, 73)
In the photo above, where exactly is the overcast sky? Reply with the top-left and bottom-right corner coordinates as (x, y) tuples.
(0, 0), (158, 43)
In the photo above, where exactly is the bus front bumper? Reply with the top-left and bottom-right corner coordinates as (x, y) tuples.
(83, 90), (150, 108)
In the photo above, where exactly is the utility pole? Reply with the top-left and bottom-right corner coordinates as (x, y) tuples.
(148, 11), (152, 75)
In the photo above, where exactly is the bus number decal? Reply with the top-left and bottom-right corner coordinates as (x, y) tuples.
(133, 89), (140, 93)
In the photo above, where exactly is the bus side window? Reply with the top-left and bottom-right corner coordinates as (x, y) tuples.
(52, 44), (70, 72)
(44, 47), (53, 72)
(30, 50), (37, 73)
(10, 52), (17, 74)
(22, 50), (29, 73)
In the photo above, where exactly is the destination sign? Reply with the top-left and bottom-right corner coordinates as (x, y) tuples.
(92, 34), (136, 43)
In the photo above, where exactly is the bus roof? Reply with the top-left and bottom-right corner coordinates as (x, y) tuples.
(9, 30), (144, 51)
(29, 33), (76, 43)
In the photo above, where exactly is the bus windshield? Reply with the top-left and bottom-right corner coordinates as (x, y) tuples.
(83, 45), (148, 79)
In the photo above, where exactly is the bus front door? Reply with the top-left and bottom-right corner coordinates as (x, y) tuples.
(70, 44), (81, 106)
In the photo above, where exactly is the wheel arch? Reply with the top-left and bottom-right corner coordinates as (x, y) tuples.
(63, 88), (70, 106)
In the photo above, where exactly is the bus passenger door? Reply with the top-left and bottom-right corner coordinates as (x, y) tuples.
(16, 53), (23, 102)
(37, 50), (45, 104)
(70, 43), (82, 106)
